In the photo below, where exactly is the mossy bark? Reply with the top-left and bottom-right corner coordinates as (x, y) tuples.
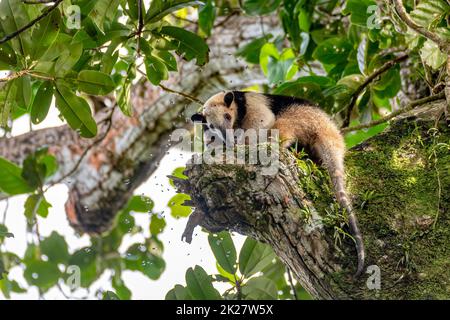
(176, 118), (450, 300)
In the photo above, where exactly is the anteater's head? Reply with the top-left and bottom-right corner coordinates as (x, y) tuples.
(190, 91), (238, 143)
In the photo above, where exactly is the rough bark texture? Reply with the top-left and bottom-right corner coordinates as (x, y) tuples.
(175, 102), (450, 300)
(0, 16), (278, 233)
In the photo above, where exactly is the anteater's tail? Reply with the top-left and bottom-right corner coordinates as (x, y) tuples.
(316, 140), (365, 277)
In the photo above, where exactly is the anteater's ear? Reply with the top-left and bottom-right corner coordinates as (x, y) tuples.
(191, 113), (206, 123)
(224, 92), (234, 107)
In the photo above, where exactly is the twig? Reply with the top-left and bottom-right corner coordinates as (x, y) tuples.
(135, 67), (203, 105)
(0, 0), (63, 45)
(445, 56), (450, 119)
(45, 106), (116, 189)
(393, 0), (450, 53)
(136, 0), (144, 56)
(2, 199), (9, 224)
(0, 70), (27, 82)
(214, 11), (239, 28)
(22, 0), (55, 4)
(170, 13), (197, 25)
(158, 83), (204, 105)
(286, 267), (298, 300)
(234, 274), (242, 300)
(342, 54), (409, 128)
(342, 91), (446, 133)
(56, 282), (71, 299)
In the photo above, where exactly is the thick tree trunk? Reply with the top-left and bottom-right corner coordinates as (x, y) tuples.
(175, 101), (450, 299)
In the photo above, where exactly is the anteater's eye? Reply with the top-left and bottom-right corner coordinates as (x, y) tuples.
(224, 113), (232, 121)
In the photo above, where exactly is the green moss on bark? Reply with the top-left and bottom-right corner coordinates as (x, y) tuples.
(297, 120), (450, 299)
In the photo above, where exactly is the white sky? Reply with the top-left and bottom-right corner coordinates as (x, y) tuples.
(1, 104), (245, 300)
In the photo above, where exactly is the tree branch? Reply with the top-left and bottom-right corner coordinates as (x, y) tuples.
(342, 54), (409, 128)
(0, 0), (63, 45)
(342, 91), (445, 133)
(159, 84), (204, 106)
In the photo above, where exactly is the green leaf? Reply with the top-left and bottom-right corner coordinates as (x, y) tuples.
(124, 243), (165, 280)
(342, 0), (377, 27)
(312, 37), (353, 65)
(21, 148), (58, 186)
(345, 124), (388, 148)
(410, 0), (449, 28)
(420, 39), (447, 70)
(0, 260), (5, 280)
(185, 266), (221, 300)
(198, 0), (215, 36)
(15, 75), (32, 110)
(21, 148), (50, 189)
(242, 276), (278, 300)
(168, 193), (192, 218)
(122, 0), (139, 20)
(31, 9), (61, 60)
(274, 80), (324, 102)
(144, 55), (169, 85)
(24, 260), (61, 292)
(77, 70), (116, 95)
(236, 35), (271, 64)
(0, 81), (17, 128)
(166, 284), (192, 300)
(0, 0), (31, 57)
(153, 50), (178, 72)
(116, 62), (135, 116)
(0, 277), (26, 298)
(126, 195), (154, 213)
(40, 232), (69, 264)
(0, 228), (14, 238)
(242, 0), (281, 16)
(54, 42), (83, 77)
(372, 69), (401, 98)
(0, 225), (13, 239)
(0, 43), (17, 69)
(68, 247), (98, 288)
(103, 290), (120, 300)
(260, 44), (298, 85)
(239, 237), (276, 277)
(30, 81), (54, 124)
(168, 167), (187, 187)
(112, 274), (131, 300)
(216, 263), (235, 283)
(158, 26), (209, 66)
(208, 231), (237, 275)
(0, 157), (33, 195)
(55, 82), (97, 138)
(24, 194), (51, 219)
(367, 55), (401, 98)
(145, 0), (204, 23)
(298, 8), (311, 32)
(150, 214), (166, 236)
(89, 0), (120, 32)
